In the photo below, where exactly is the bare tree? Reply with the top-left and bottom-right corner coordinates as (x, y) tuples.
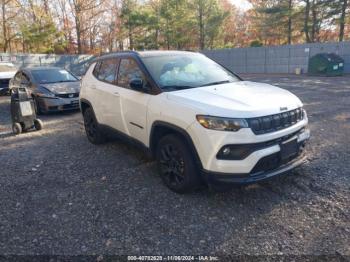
(68, 0), (107, 53)
(302, 0), (310, 42)
(1, 0), (20, 52)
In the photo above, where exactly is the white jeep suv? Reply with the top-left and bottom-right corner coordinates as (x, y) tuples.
(80, 51), (310, 193)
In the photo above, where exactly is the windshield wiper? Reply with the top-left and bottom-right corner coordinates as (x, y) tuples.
(200, 80), (231, 87)
(40, 80), (76, 84)
(161, 85), (195, 91)
(56, 80), (77, 83)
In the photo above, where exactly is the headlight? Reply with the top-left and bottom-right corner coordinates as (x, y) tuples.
(302, 108), (307, 119)
(36, 86), (56, 98)
(196, 115), (248, 131)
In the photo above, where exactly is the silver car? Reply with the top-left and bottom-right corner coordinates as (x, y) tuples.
(0, 62), (17, 95)
(9, 67), (80, 114)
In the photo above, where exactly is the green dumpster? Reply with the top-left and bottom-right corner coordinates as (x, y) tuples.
(308, 53), (344, 76)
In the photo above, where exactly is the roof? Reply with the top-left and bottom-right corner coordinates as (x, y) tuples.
(137, 50), (196, 57)
(22, 66), (63, 71)
(93, 50), (199, 62)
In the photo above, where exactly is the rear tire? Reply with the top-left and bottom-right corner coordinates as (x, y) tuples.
(83, 107), (106, 144)
(12, 123), (22, 135)
(156, 134), (200, 193)
(34, 119), (43, 130)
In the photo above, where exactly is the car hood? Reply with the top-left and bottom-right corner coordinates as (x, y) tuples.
(0, 71), (16, 79)
(40, 81), (80, 94)
(166, 81), (303, 118)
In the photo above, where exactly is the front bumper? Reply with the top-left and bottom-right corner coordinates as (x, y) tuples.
(38, 97), (80, 112)
(202, 153), (307, 185)
(187, 115), (309, 174)
(199, 127), (310, 185)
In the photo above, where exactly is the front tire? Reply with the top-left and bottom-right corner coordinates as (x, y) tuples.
(156, 134), (200, 193)
(34, 119), (43, 130)
(83, 107), (106, 144)
(12, 123), (22, 135)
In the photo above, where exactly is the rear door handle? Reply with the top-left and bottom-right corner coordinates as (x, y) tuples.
(90, 85), (96, 90)
(113, 91), (120, 97)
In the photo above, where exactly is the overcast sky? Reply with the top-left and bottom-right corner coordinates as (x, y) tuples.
(230, 0), (252, 11)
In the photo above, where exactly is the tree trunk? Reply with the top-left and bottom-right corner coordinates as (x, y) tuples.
(304, 0), (311, 43)
(166, 18), (170, 50)
(2, 1), (7, 52)
(287, 0), (292, 44)
(22, 36), (25, 53)
(198, 1), (205, 50)
(75, 15), (82, 54)
(154, 4), (160, 49)
(339, 0), (348, 41)
(311, 0), (317, 42)
(128, 23), (133, 50)
(43, 0), (50, 14)
(89, 29), (94, 51)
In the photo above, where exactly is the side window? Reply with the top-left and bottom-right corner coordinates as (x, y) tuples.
(97, 59), (118, 84)
(92, 62), (101, 78)
(117, 58), (145, 89)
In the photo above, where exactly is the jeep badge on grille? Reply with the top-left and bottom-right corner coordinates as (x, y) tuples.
(280, 107), (288, 111)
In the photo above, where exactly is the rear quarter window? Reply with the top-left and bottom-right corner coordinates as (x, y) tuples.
(94, 59), (118, 84)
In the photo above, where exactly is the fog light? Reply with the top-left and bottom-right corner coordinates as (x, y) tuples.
(222, 147), (231, 155)
(217, 145), (253, 160)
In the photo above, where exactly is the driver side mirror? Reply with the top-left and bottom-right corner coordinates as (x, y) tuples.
(129, 79), (144, 91)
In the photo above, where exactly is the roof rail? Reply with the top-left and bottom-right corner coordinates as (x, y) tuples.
(98, 50), (139, 56)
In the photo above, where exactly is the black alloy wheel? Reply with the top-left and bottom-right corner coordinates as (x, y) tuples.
(159, 143), (186, 186)
(156, 134), (200, 193)
(83, 107), (106, 144)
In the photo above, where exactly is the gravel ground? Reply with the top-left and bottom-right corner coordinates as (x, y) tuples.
(0, 74), (349, 258)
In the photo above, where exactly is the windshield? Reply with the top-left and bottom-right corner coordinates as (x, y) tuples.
(0, 63), (16, 72)
(31, 69), (78, 84)
(140, 53), (240, 90)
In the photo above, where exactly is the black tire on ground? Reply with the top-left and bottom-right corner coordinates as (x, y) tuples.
(83, 107), (106, 144)
(12, 122), (22, 135)
(34, 119), (43, 131)
(33, 96), (42, 115)
(156, 134), (201, 193)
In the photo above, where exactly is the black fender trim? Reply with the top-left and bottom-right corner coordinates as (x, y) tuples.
(79, 98), (100, 126)
(79, 98), (93, 113)
(150, 121), (203, 170)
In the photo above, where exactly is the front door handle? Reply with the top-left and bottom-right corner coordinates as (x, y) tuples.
(113, 91), (120, 97)
(90, 85), (96, 90)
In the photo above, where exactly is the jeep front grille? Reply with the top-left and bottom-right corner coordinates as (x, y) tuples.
(248, 108), (304, 135)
